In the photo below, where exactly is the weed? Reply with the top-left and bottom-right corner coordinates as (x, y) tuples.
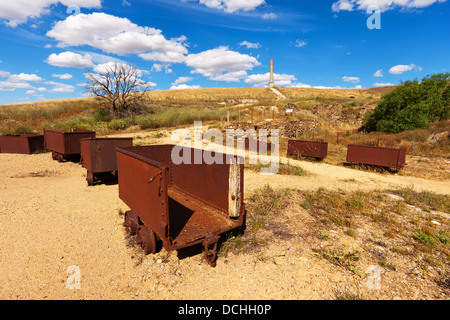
(314, 247), (363, 275)
(317, 232), (329, 240)
(413, 231), (437, 244)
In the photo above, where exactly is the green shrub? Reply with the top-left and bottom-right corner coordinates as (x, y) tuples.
(93, 108), (111, 122)
(107, 118), (134, 130)
(364, 73), (449, 133)
(14, 125), (33, 134)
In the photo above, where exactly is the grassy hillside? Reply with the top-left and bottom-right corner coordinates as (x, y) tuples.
(0, 86), (394, 135)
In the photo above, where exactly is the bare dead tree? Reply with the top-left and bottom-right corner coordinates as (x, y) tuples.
(85, 62), (153, 117)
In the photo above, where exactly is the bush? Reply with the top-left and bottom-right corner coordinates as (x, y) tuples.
(364, 73), (449, 133)
(107, 118), (134, 131)
(93, 108), (111, 122)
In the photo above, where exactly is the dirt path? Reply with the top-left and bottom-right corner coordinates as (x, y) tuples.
(269, 87), (287, 100)
(0, 132), (448, 300)
(247, 155), (450, 195)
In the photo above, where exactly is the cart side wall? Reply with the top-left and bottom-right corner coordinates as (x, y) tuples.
(81, 138), (133, 173)
(44, 129), (65, 154)
(80, 139), (92, 170)
(0, 135), (43, 154)
(44, 129), (95, 155)
(287, 140), (328, 159)
(0, 136), (28, 154)
(170, 146), (244, 214)
(63, 131), (96, 155)
(117, 151), (169, 240)
(346, 144), (406, 169)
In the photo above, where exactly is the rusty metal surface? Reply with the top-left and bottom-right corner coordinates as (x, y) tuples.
(346, 144), (406, 170)
(287, 140), (328, 159)
(0, 135), (44, 154)
(116, 145), (245, 258)
(80, 137), (133, 173)
(44, 129), (96, 156)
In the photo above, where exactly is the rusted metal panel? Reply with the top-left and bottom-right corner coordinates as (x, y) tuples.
(287, 140), (328, 159)
(117, 148), (169, 241)
(0, 135), (44, 154)
(346, 144), (407, 170)
(80, 137), (133, 185)
(44, 129), (96, 156)
(80, 137), (133, 173)
(116, 144), (245, 266)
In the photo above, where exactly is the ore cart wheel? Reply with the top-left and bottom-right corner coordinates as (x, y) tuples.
(136, 225), (157, 255)
(86, 171), (96, 186)
(52, 152), (58, 160)
(123, 211), (139, 235)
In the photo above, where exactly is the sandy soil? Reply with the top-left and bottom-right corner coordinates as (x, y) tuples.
(0, 131), (448, 300)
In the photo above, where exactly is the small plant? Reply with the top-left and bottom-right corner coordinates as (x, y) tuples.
(317, 232), (329, 240)
(413, 231), (437, 244)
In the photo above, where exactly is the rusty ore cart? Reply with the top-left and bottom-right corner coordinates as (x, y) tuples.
(80, 137), (133, 186)
(116, 144), (245, 267)
(0, 134), (44, 154)
(287, 140), (328, 160)
(346, 144), (406, 171)
(44, 129), (96, 162)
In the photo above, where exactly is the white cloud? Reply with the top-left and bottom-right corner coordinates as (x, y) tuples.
(244, 73), (350, 89)
(172, 77), (194, 86)
(211, 70), (248, 82)
(93, 62), (148, 78)
(0, 81), (35, 90)
(373, 69), (383, 77)
(151, 64), (164, 72)
(389, 64), (422, 74)
(151, 63), (173, 74)
(373, 82), (396, 87)
(196, 0), (265, 13)
(342, 76), (360, 83)
(239, 41), (261, 49)
(295, 39), (307, 48)
(0, 72), (44, 91)
(0, 0), (102, 27)
(0, 70), (10, 78)
(52, 73), (73, 80)
(184, 46), (260, 82)
(8, 73), (43, 82)
(331, 0), (446, 12)
(262, 13), (277, 20)
(46, 51), (94, 68)
(46, 12), (188, 63)
(245, 72), (298, 87)
(170, 84), (202, 90)
(43, 81), (76, 93)
(45, 51), (94, 69)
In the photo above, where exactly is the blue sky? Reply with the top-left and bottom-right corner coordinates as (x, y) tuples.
(0, 0), (449, 104)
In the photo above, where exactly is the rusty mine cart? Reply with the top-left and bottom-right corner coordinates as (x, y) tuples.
(44, 128), (96, 162)
(80, 137), (133, 186)
(116, 145), (246, 267)
(0, 134), (45, 154)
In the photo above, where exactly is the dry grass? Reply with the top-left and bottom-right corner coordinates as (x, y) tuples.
(144, 87), (275, 102)
(224, 185), (450, 298)
(276, 86), (397, 100)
